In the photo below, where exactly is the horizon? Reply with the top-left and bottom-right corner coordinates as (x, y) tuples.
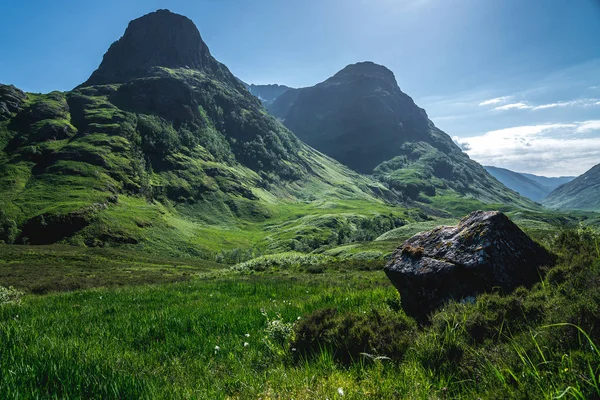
(2, 0), (599, 177)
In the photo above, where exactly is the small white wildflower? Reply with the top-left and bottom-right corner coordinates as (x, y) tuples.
(297, 316), (301, 320)
(245, 333), (250, 337)
(338, 387), (344, 396)
(244, 342), (249, 347)
(214, 345), (220, 354)
(291, 348), (297, 352)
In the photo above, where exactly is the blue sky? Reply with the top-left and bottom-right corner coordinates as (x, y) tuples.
(1, 0), (599, 176)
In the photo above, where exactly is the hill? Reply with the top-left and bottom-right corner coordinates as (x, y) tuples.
(543, 163), (600, 211)
(0, 10), (399, 255)
(484, 166), (551, 202)
(268, 62), (533, 207)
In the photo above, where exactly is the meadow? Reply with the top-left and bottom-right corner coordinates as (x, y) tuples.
(0, 226), (599, 399)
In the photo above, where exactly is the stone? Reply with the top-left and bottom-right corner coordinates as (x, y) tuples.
(384, 210), (556, 319)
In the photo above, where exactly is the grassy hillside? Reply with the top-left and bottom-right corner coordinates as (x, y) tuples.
(544, 163), (600, 211)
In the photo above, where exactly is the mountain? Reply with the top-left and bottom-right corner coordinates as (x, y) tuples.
(244, 84), (293, 105)
(0, 10), (396, 254)
(519, 172), (575, 193)
(543, 163), (600, 211)
(484, 166), (551, 202)
(484, 166), (576, 202)
(268, 62), (532, 206)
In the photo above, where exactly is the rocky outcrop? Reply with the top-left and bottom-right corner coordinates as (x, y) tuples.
(384, 211), (555, 319)
(0, 84), (27, 121)
(80, 9), (239, 88)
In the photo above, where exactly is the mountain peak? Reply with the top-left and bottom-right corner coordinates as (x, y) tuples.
(80, 9), (217, 86)
(331, 61), (398, 87)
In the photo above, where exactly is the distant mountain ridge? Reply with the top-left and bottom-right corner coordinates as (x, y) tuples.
(268, 61), (533, 206)
(243, 83), (293, 105)
(543, 163), (600, 211)
(484, 166), (575, 202)
(519, 173), (575, 193)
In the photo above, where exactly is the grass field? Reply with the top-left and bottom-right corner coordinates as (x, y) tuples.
(0, 226), (599, 399)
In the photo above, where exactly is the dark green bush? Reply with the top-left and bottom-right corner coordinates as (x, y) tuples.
(137, 114), (181, 158)
(291, 308), (416, 364)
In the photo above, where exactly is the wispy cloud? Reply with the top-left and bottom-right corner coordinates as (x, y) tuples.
(457, 121), (600, 176)
(532, 98), (600, 110)
(479, 96), (511, 106)
(489, 98), (600, 111)
(494, 102), (531, 111)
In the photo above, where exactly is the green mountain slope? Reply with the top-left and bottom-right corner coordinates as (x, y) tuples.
(268, 62), (533, 207)
(543, 163), (600, 211)
(484, 166), (550, 202)
(0, 10), (400, 255)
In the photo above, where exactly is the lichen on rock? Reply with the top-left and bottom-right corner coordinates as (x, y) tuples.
(384, 210), (556, 319)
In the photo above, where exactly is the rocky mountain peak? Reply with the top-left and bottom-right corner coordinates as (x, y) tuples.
(80, 9), (218, 86)
(330, 61), (398, 87)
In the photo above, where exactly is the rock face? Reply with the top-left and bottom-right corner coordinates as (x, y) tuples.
(270, 62), (430, 173)
(81, 9), (236, 87)
(0, 84), (27, 121)
(384, 211), (555, 319)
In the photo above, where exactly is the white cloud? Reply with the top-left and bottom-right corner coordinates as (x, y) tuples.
(479, 96), (511, 106)
(452, 136), (471, 151)
(575, 120), (600, 133)
(493, 102), (531, 111)
(532, 98), (600, 110)
(488, 98), (600, 112)
(457, 121), (600, 176)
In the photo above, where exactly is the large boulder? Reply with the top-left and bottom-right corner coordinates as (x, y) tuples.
(384, 210), (555, 319)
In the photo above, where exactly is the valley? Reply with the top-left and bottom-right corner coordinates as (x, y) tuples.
(0, 8), (599, 400)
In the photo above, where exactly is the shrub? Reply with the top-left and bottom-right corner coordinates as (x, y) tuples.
(0, 286), (23, 305)
(231, 252), (334, 272)
(261, 310), (296, 355)
(291, 308), (416, 364)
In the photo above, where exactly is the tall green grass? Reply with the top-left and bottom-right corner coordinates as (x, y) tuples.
(0, 227), (598, 398)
